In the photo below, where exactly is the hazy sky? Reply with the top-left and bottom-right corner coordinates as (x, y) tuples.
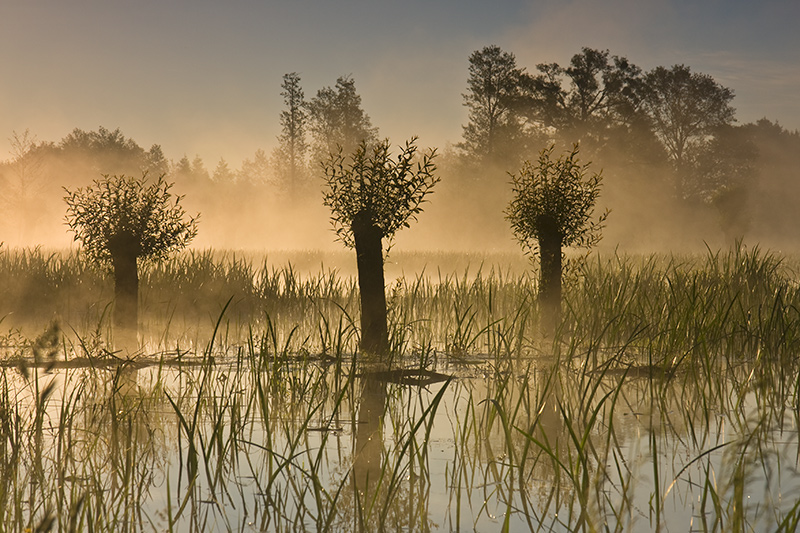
(1, 0), (798, 167)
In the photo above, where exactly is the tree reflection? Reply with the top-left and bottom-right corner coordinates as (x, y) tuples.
(352, 374), (387, 529)
(341, 372), (444, 532)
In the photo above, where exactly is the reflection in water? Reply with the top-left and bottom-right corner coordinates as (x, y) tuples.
(0, 362), (166, 531)
(349, 372), (440, 532)
(2, 352), (800, 531)
(352, 375), (387, 530)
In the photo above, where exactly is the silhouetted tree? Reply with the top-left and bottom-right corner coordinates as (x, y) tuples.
(323, 137), (437, 355)
(641, 65), (735, 199)
(170, 155), (193, 185)
(59, 127), (153, 179)
(506, 144), (607, 329)
(307, 76), (378, 165)
(239, 149), (271, 186)
(686, 124), (757, 241)
(522, 47), (644, 151)
(1, 130), (47, 241)
(144, 144), (169, 177)
(212, 158), (236, 183)
(64, 173), (198, 348)
(460, 45), (527, 166)
(273, 72), (309, 201)
(190, 156), (210, 182)
(563, 48), (643, 133)
(743, 119), (800, 245)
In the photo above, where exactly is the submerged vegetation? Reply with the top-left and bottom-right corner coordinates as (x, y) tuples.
(1, 244), (800, 531)
(0, 26), (798, 532)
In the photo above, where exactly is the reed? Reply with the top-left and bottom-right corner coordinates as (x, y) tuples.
(0, 243), (799, 530)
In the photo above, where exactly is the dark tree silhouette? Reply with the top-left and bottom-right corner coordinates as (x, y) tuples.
(273, 72), (309, 201)
(641, 64), (735, 199)
(460, 45), (527, 166)
(323, 138), (437, 356)
(64, 173), (198, 347)
(506, 145), (607, 328)
(59, 126), (166, 179)
(522, 47), (644, 150)
(307, 76), (378, 165)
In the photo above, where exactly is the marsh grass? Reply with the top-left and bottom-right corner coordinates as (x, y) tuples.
(1, 244), (800, 531)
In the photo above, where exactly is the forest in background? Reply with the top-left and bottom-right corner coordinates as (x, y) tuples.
(1, 45), (799, 254)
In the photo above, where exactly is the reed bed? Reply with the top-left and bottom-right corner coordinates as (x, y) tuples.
(0, 244), (799, 531)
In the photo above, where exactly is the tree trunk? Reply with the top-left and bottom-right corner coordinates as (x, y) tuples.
(537, 214), (562, 334)
(353, 215), (389, 355)
(111, 246), (139, 350)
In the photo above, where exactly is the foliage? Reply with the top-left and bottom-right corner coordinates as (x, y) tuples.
(521, 47), (645, 149)
(459, 45), (527, 164)
(59, 126), (167, 177)
(307, 76), (378, 163)
(238, 148), (271, 185)
(641, 65), (736, 173)
(272, 72), (310, 199)
(64, 173), (198, 268)
(506, 144), (607, 255)
(322, 137), (438, 248)
(212, 158), (236, 183)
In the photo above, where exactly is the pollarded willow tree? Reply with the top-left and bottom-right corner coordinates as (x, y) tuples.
(506, 144), (607, 327)
(323, 137), (438, 356)
(65, 173), (198, 347)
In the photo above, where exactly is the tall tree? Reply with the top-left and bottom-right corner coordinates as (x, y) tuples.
(686, 124), (757, 242)
(307, 76), (378, 165)
(460, 45), (526, 165)
(1, 130), (47, 241)
(522, 47), (644, 150)
(743, 119), (800, 245)
(59, 127), (150, 178)
(564, 48), (642, 131)
(641, 64), (736, 199)
(274, 73), (308, 201)
(323, 137), (437, 355)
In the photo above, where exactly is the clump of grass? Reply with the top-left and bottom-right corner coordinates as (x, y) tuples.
(1, 244), (800, 531)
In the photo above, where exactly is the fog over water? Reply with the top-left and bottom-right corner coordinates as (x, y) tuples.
(1, 1), (799, 254)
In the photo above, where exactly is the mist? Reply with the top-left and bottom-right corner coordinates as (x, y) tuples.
(1, 124), (800, 258)
(3, 13), (800, 529)
(2, 41), (800, 259)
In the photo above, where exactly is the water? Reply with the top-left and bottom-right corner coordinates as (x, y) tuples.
(1, 351), (799, 532)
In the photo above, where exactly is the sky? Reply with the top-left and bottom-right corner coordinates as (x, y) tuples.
(1, 0), (798, 167)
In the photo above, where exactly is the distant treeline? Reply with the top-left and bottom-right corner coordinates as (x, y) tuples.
(1, 46), (799, 251)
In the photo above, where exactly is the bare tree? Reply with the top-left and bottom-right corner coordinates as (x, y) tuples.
(2, 130), (50, 241)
